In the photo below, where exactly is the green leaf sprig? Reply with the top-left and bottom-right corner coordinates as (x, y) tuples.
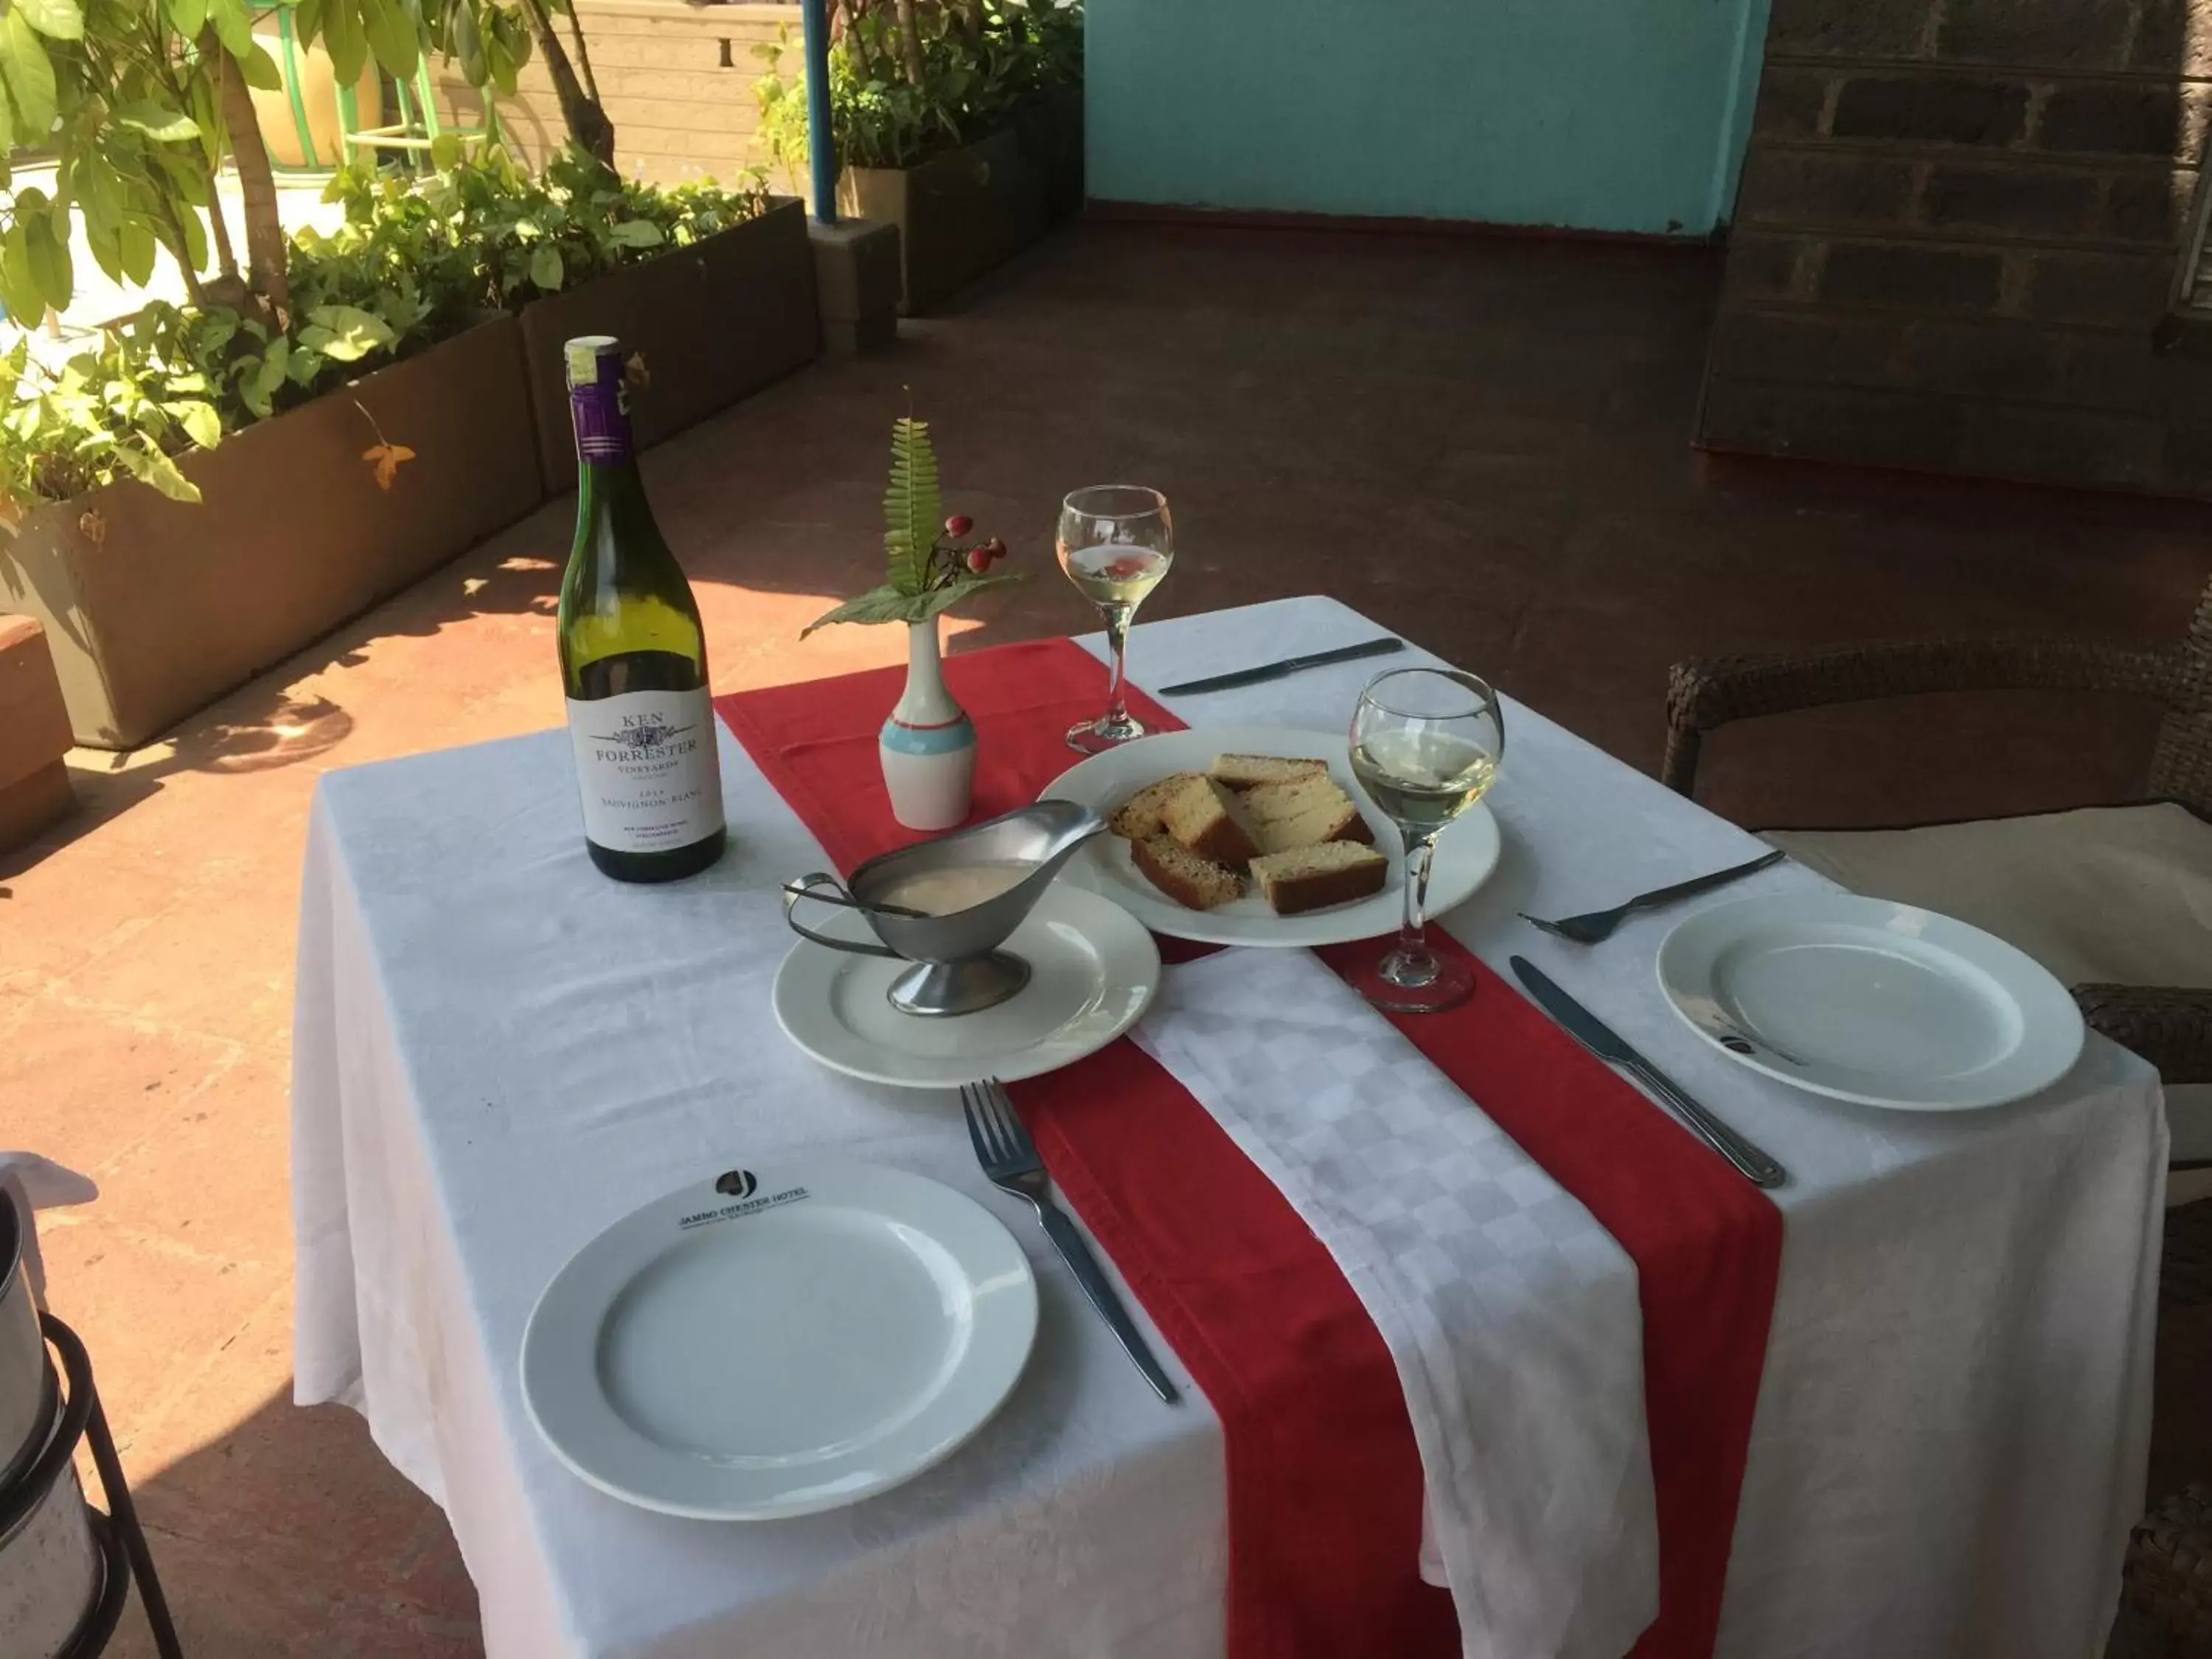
(804, 415), (1020, 635)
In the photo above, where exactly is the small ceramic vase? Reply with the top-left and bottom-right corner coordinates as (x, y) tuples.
(880, 616), (975, 830)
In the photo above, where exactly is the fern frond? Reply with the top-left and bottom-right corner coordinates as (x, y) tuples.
(882, 417), (944, 594)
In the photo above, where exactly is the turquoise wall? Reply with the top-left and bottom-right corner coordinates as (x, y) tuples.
(1087, 0), (1774, 237)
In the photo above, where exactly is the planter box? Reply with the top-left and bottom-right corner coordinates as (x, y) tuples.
(1015, 88), (1084, 223)
(842, 127), (1049, 316)
(0, 314), (542, 751)
(519, 199), (821, 495)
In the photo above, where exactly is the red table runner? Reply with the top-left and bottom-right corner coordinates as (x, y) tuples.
(717, 637), (1782, 1659)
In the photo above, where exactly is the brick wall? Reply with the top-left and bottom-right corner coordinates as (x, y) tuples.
(429, 0), (804, 187)
(1698, 0), (2212, 494)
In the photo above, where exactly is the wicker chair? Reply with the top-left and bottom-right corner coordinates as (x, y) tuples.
(1664, 577), (2212, 1658)
(1660, 572), (2212, 1094)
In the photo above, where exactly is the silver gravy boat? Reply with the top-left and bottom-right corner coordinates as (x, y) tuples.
(782, 800), (1107, 1017)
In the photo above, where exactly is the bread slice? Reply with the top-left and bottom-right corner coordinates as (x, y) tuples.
(1131, 835), (1245, 910)
(1211, 754), (1328, 792)
(1251, 842), (1389, 916)
(1243, 774), (1376, 855)
(1161, 775), (1261, 866)
(1110, 771), (1204, 839)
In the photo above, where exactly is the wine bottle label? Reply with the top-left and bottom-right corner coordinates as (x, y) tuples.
(566, 689), (725, 854)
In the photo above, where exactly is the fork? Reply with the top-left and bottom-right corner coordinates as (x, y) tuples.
(960, 1079), (1180, 1404)
(1520, 849), (1788, 945)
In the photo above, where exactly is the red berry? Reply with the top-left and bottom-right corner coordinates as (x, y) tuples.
(944, 514), (973, 536)
(982, 536), (1007, 561)
(966, 546), (992, 574)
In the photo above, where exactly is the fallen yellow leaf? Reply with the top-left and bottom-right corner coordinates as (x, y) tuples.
(362, 442), (417, 491)
(77, 509), (105, 548)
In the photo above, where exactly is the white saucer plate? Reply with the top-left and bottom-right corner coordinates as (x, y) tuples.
(1041, 723), (1501, 947)
(773, 883), (1160, 1088)
(522, 1158), (1037, 1520)
(1655, 892), (2084, 1111)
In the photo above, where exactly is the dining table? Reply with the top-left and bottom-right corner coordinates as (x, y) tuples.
(290, 594), (2168, 1659)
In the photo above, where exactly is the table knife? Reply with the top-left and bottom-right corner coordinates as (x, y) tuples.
(1508, 956), (1788, 1189)
(1157, 637), (1405, 697)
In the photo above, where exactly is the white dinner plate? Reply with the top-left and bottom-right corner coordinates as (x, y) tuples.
(1655, 892), (2084, 1111)
(1041, 724), (1501, 947)
(522, 1158), (1037, 1520)
(773, 883), (1159, 1088)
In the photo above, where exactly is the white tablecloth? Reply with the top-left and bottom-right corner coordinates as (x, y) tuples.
(293, 597), (2166, 1659)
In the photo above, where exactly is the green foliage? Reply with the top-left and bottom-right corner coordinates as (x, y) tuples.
(883, 416), (940, 591)
(0, 147), (771, 518)
(757, 0), (1082, 176)
(0, 0), (540, 316)
(804, 416), (1019, 634)
(400, 144), (768, 310)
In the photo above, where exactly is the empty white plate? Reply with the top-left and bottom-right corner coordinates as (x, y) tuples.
(1656, 892), (2084, 1110)
(1041, 724), (1501, 947)
(522, 1159), (1037, 1520)
(773, 883), (1160, 1088)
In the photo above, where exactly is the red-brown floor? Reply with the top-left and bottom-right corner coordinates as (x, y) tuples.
(7, 217), (2208, 1657)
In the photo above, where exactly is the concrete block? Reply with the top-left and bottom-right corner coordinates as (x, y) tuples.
(1939, 0), (2131, 70)
(1959, 401), (2163, 485)
(1831, 75), (2031, 146)
(1921, 161), (2099, 237)
(0, 616), (74, 793)
(1752, 69), (1834, 138)
(1705, 305), (1906, 385)
(1767, 0), (1938, 58)
(1699, 377), (1966, 469)
(1821, 241), (2005, 312)
(809, 217), (902, 356)
(2102, 167), (2198, 244)
(2037, 81), (2212, 160)
(1721, 232), (1815, 302)
(2025, 249), (2174, 324)
(0, 759), (72, 855)
(1736, 150), (1917, 229)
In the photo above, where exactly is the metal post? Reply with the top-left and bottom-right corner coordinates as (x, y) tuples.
(801, 0), (839, 226)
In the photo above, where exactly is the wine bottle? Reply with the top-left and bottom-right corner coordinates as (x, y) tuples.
(557, 335), (727, 882)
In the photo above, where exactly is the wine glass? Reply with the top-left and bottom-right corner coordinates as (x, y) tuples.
(1348, 667), (1505, 1013)
(1057, 485), (1173, 754)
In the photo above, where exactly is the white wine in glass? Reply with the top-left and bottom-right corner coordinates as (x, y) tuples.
(1058, 486), (1172, 754)
(1349, 667), (1504, 1013)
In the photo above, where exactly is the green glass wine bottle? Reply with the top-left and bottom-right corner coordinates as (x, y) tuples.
(557, 336), (727, 882)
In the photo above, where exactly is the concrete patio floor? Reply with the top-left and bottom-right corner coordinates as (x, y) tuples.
(6, 216), (2210, 1656)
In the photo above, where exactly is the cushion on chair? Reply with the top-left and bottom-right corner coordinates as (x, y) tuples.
(1764, 803), (2212, 1172)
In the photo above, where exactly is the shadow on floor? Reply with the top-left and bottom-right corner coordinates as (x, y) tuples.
(92, 1388), (481, 1659)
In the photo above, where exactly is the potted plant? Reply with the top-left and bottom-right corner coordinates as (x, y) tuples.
(755, 0), (1082, 315)
(802, 414), (1017, 829)
(465, 149), (821, 494)
(0, 253), (543, 748)
(0, 145), (804, 748)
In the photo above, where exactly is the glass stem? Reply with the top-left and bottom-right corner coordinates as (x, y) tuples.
(1399, 829), (1437, 953)
(1101, 603), (1133, 726)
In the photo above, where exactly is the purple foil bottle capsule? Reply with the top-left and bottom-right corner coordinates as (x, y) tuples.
(564, 335), (633, 463)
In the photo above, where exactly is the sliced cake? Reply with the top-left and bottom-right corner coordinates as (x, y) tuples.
(1242, 773), (1376, 855)
(1160, 774), (1261, 865)
(1251, 841), (1389, 916)
(1131, 835), (1245, 910)
(1110, 771), (1204, 839)
(1210, 753), (1329, 792)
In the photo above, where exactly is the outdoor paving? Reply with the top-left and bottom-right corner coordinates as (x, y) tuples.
(5, 216), (2210, 1656)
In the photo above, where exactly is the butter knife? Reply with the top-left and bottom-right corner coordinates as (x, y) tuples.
(1158, 637), (1404, 697)
(1509, 956), (1787, 1189)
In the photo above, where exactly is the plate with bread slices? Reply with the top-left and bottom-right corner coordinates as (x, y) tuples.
(1042, 725), (1502, 947)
